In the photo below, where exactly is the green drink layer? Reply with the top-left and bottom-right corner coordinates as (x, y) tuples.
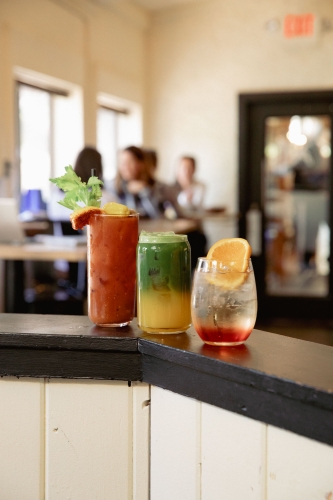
(137, 232), (191, 294)
(137, 232), (191, 332)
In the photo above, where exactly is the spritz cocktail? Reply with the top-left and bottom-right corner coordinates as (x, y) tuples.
(191, 258), (257, 346)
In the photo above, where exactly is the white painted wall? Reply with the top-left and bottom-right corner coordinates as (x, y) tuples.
(146, 0), (333, 212)
(1, 0), (333, 211)
(0, 0), (148, 194)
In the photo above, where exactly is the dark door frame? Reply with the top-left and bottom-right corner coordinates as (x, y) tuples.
(239, 90), (333, 320)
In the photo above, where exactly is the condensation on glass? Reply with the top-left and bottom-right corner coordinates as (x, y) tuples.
(264, 115), (331, 297)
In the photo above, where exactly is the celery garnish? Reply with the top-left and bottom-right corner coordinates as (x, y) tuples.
(50, 165), (103, 211)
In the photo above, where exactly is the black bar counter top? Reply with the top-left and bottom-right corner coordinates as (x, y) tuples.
(0, 313), (333, 446)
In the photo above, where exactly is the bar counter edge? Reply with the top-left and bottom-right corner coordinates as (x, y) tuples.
(0, 313), (332, 447)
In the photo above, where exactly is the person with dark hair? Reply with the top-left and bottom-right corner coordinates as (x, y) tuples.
(48, 147), (105, 222)
(73, 146), (113, 206)
(143, 149), (158, 177)
(173, 156), (206, 212)
(47, 146), (110, 300)
(110, 146), (180, 219)
(74, 147), (103, 183)
(110, 146), (207, 268)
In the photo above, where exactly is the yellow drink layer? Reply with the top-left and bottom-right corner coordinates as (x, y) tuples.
(138, 290), (191, 333)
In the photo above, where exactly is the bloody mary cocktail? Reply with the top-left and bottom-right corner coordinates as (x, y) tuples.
(88, 212), (139, 326)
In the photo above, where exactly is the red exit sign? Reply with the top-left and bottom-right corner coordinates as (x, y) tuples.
(284, 13), (315, 38)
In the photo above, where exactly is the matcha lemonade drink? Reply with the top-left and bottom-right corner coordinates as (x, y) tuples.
(137, 232), (191, 333)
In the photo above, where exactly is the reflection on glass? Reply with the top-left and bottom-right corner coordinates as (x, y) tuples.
(264, 115), (331, 297)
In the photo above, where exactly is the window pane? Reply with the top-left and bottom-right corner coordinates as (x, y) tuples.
(53, 93), (82, 179)
(18, 85), (51, 196)
(97, 107), (117, 182)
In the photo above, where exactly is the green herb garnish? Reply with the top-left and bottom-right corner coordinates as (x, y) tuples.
(50, 165), (103, 211)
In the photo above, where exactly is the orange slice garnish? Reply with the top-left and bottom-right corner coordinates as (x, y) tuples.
(206, 238), (252, 289)
(70, 206), (104, 230)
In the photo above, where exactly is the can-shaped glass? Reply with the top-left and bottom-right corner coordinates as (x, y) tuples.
(88, 212), (139, 327)
(137, 231), (191, 333)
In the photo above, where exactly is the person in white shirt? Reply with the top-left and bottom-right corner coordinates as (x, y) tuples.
(173, 156), (206, 212)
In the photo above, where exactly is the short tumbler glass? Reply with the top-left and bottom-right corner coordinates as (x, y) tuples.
(191, 258), (257, 346)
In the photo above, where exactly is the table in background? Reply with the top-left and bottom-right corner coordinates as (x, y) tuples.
(0, 214), (237, 313)
(0, 243), (87, 313)
(0, 219), (195, 314)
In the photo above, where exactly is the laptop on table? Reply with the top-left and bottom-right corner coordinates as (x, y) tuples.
(0, 198), (25, 244)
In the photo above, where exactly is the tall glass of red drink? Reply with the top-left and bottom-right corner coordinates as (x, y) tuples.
(88, 212), (139, 326)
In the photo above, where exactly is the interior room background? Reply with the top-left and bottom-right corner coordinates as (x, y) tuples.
(0, 0), (332, 215)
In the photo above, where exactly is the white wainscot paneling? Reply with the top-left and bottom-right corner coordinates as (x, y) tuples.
(0, 377), (44, 500)
(201, 402), (266, 500)
(150, 386), (201, 500)
(267, 425), (333, 500)
(46, 379), (149, 500)
(150, 387), (266, 500)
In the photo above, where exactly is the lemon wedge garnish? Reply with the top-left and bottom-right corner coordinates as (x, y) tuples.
(103, 202), (131, 215)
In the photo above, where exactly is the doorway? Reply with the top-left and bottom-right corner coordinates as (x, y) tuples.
(239, 90), (333, 320)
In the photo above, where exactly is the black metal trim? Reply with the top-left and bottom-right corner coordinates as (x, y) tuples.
(142, 354), (333, 446)
(0, 348), (141, 381)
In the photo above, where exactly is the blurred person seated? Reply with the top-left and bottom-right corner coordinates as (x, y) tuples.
(172, 156), (206, 213)
(46, 146), (111, 303)
(73, 146), (113, 205)
(48, 146), (112, 223)
(143, 148), (158, 179)
(110, 145), (180, 219)
(110, 146), (207, 269)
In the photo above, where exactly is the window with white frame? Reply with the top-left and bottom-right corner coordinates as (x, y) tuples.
(96, 94), (143, 187)
(17, 81), (83, 217)
(97, 106), (124, 185)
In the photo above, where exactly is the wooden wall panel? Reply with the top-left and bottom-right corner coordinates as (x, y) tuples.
(201, 402), (266, 500)
(150, 386), (201, 500)
(132, 382), (150, 500)
(2, 376), (333, 499)
(45, 379), (147, 500)
(150, 387), (267, 500)
(267, 426), (333, 500)
(0, 377), (44, 500)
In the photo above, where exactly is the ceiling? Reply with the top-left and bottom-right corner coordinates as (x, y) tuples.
(130, 0), (198, 10)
